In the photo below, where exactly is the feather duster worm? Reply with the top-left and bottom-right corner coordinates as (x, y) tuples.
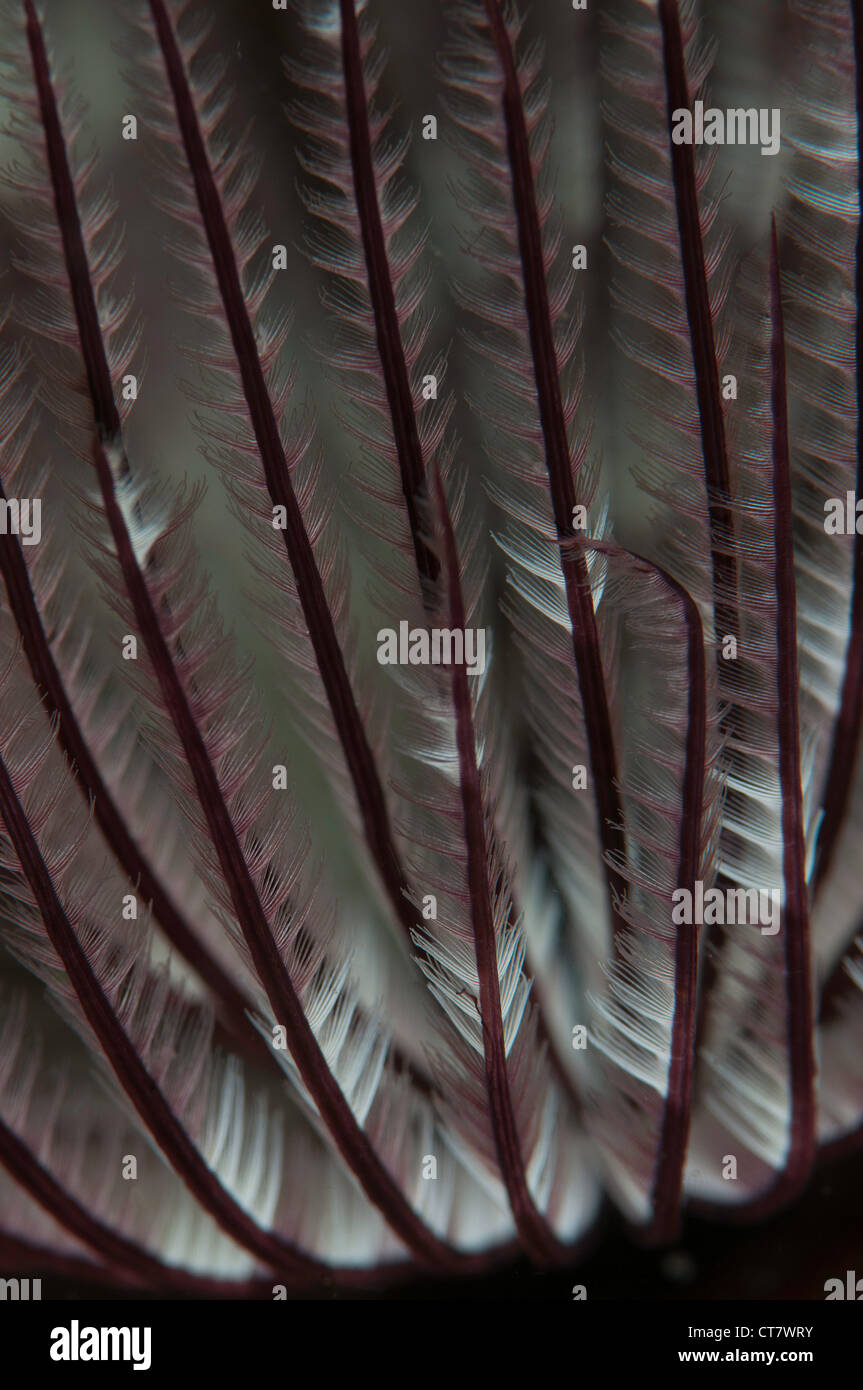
(0, 0), (859, 1297)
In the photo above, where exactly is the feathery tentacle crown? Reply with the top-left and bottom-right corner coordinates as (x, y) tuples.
(0, 0), (859, 1294)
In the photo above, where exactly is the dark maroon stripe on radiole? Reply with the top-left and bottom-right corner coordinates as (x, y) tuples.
(482, 0), (627, 939)
(339, 0), (440, 595)
(813, 0), (863, 896)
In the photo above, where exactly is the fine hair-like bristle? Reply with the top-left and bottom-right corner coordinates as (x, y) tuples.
(0, 0), (860, 1299)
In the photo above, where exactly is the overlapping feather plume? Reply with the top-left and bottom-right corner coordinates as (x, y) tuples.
(0, 0), (859, 1296)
